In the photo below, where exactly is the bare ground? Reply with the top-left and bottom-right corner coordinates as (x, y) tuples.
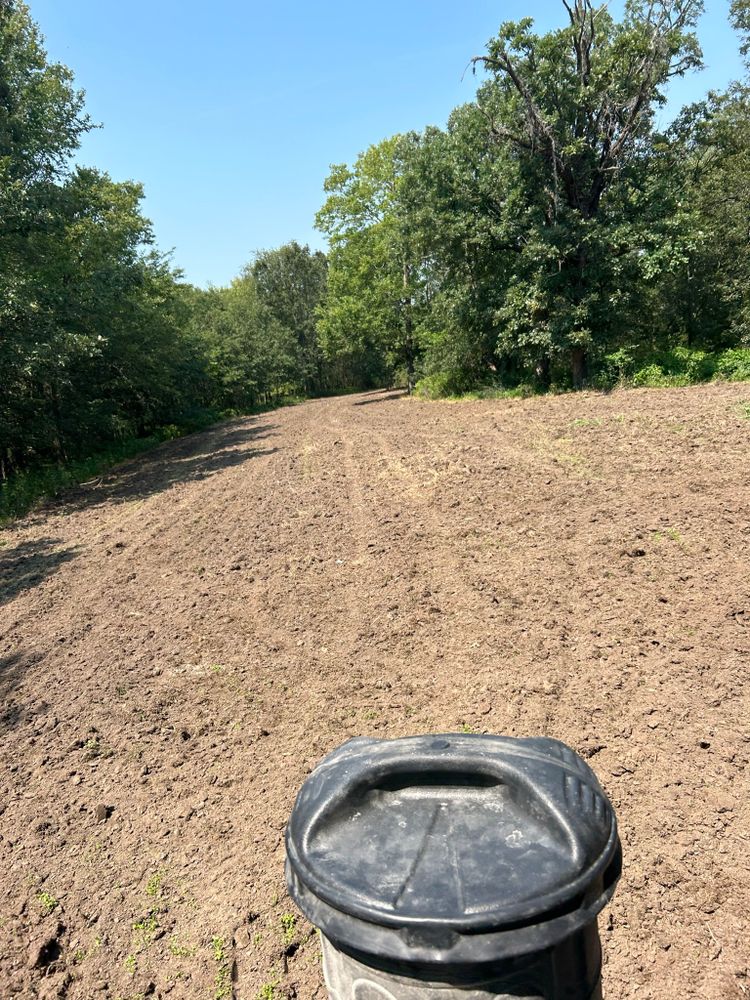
(1, 383), (749, 1000)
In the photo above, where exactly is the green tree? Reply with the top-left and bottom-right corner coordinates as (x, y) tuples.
(316, 136), (422, 391)
(193, 275), (296, 410)
(403, 104), (531, 391)
(472, 0), (704, 384)
(0, 2), (205, 479)
(731, 0), (750, 62)
(660, 5), (750, 347)
(251, 242), (327, 394)
(0, 0), (92, 475)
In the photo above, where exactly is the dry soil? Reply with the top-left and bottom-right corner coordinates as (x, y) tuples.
(1, 384), (749, 999)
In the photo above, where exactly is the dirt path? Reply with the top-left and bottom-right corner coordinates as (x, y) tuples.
(1, 384), (749, 1000)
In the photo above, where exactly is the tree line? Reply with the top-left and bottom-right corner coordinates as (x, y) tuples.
(1, 0), (749, 511)
(317, 0), (750, 395)
(0, 2), (331, 493)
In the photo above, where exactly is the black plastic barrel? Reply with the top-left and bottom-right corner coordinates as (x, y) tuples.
(285, 734), (621, 999)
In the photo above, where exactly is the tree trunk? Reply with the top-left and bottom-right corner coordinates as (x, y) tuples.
(535, 355), (551, 389)
(404, 327), (415, 395)
(402, 259), (415, 395)
(49, 384), (67, 462)
(570, 238), (589, 390)
(571, 347), (588, 389)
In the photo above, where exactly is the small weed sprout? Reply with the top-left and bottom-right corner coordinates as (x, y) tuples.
(132, 912), (159, 949)
(36, 891), (58, 914)
(84, 736), (113, 759)
(257, 982), (279, 1000)
(168, 936), (195, 958)
(124, 953), (137, 976)
(280, 913), (296, 945)
(73, 936), (104, 965)
(145, 872), (162, 898)
(74, 934), (103, 963)
(653, 527), (683, 544)
(82, 838), (104, 867)
(211, 935), (232, 1000)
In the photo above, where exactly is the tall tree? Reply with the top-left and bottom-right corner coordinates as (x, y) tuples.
(191, 275), (297, 410)
(731, 0), (750, 62)
(0, 2), (202, 477)
(0, 0), (92, 475)
(251, 242), (327, 394)
(660, 2), (750, 348)
(402, 108), (521, 391)
(472, 0), (704, 384)
(316, 136), (422, 391)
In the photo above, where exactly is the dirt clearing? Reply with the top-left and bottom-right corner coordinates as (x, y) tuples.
(1, 384), (749, 999)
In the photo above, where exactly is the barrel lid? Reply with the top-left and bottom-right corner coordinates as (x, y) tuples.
(285, 734), (620, 964)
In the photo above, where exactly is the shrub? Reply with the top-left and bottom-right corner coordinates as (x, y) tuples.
(631, 364), (685, 388)
(715, 348), (750, 382)
(669, 347), (716, 382)
(415, 372), (462, 399)
(602, 348), (636, 386)
(629, 348), (717, 388)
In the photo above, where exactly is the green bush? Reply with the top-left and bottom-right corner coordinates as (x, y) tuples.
(631, 364), (684, 388)
(415, 373), (536, 401)
(415, 372), (462, 399)
(597, 348), (636, 387)
(669, 347), (716, 382)
(157, 424), (183, 441)
(605, 347), (720, 389)
(714, 348), (750, 382)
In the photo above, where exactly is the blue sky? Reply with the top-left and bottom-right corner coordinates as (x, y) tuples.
(31, 1), (744, 288)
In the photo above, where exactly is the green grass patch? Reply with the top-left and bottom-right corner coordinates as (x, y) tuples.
(256, 982), (280, 1000)
(0, 432), (178, 524)
(132, 912), (160, 949)
(168, 935), (196, 959)
(652, 527), (683, 544)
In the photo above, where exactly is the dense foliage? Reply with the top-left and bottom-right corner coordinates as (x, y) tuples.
(1, 0), (749, 516)
(318, 0), (750, 395)
(0, 3), (327, 503)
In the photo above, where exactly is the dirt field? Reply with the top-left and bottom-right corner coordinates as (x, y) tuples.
(1, 383), (749, 1000)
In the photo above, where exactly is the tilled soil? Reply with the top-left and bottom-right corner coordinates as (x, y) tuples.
(1, 384), (749, 1000)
